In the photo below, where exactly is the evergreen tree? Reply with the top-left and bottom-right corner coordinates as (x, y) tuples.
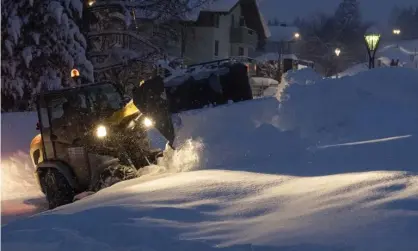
(1, 0), (93, 111)
(334, 0), (362, 36)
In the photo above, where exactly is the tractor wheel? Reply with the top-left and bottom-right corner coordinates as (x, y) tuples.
(93, 163), (138, 191)
(41, 168), (75, 209)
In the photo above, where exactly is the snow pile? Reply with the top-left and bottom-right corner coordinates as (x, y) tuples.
(339, 62), (369, 77)
(1, 151), (43, 202)
(281, 67), (323, 86)
(378, 44), (417, 67)
(277, 67), (418, 144)
(1, 112), (42, 201)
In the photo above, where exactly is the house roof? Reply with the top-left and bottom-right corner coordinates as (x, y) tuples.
(183, 0), (270, 39)
(267, 25), (299, 42)
(183, 0), (240, 21)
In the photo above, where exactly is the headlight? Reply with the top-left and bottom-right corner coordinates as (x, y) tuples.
(143, 117), (154, 128)
(96, 125), (107, 138)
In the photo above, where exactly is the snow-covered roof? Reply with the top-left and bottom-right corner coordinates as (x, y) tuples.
(201, 0), (239, 12)
(183, 0), (239, 21)
(183, 0), (270, 38)
(267, 25), (299, 42)
(260, 13), (271, 38)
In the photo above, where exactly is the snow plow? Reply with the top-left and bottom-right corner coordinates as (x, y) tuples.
(155, 58), (254, 113)
(29, 80), (174, 209)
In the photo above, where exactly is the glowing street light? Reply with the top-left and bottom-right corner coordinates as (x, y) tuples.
(364, 28), (381, 69)
(71, 68), (80, 78)
(88, 0), (95, 6)
(294, 32), (300, 39)
(393, 29), (401, 35)
(335, 48), (341, 57)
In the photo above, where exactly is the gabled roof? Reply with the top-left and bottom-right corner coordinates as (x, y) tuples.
(183, 0), (270, 39)
(183, 0), (240, 21)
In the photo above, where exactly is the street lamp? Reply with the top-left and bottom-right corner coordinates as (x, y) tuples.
(294, 32), (300, 39)
(71, 68), (80, 78)
(71, 68), (81, 85)
(393, 29), (401, 35)
(364, 28), (381, 69)
(335, 48), (341, 57)
(334, 48), (341, 78)
(88, 0), (95, 6)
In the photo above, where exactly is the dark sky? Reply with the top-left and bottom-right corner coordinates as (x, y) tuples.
(258, 0), (417, 26)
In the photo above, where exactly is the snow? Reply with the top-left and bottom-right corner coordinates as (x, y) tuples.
(70, 0), (83, 17)
(48, 1), (64, 25)
(339, 62), (369, 77)
(2, 67), (418, 250)
(8, 16), (22, 44)
(249, 77), (278, 87)
(281, 67), (323, 86)
(4, 40), (14, 56)
(202, 0), (239, 12)
(31, 32), (40, 45)
(22, 47), (33, 68)
(377, 43), (418, 68)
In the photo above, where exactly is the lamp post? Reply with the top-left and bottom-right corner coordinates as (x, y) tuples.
(393, 28), (401, 48)
(277, 32), (300, 79)
(364, 28), (381, 69)
(334, 48), (341, 78)
(71, 68), (81, 84)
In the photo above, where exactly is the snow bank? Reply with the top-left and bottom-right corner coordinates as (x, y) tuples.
(281, 67), (323, 86)
(1, 112), (43, 201)
(339, 62), (369, 77)
(277, 67), (418, 144)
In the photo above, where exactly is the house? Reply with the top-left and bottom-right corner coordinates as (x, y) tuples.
(170, 0), (270, 64)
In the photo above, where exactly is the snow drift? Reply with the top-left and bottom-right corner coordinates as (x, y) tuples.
(2, 67), (418, 251)
(277, 67), (418, 145)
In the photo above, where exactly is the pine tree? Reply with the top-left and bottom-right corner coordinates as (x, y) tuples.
(1, 0), (93, 111)
(334, 0), (361, 34)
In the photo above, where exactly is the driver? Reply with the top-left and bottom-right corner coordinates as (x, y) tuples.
(53, 96), (86, 143)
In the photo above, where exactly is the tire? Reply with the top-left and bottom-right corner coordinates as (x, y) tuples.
(93, 163), (138, 191)
(41, 168), (75, 209)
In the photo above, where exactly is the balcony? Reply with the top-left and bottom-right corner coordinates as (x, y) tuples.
(230, 26), (257, 47)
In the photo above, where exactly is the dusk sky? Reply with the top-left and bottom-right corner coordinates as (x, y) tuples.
(258, 0), (417, 26)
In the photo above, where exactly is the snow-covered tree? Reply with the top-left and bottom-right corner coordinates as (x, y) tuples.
(334, 0), (361, 30)
(1, 0), (93, 112)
